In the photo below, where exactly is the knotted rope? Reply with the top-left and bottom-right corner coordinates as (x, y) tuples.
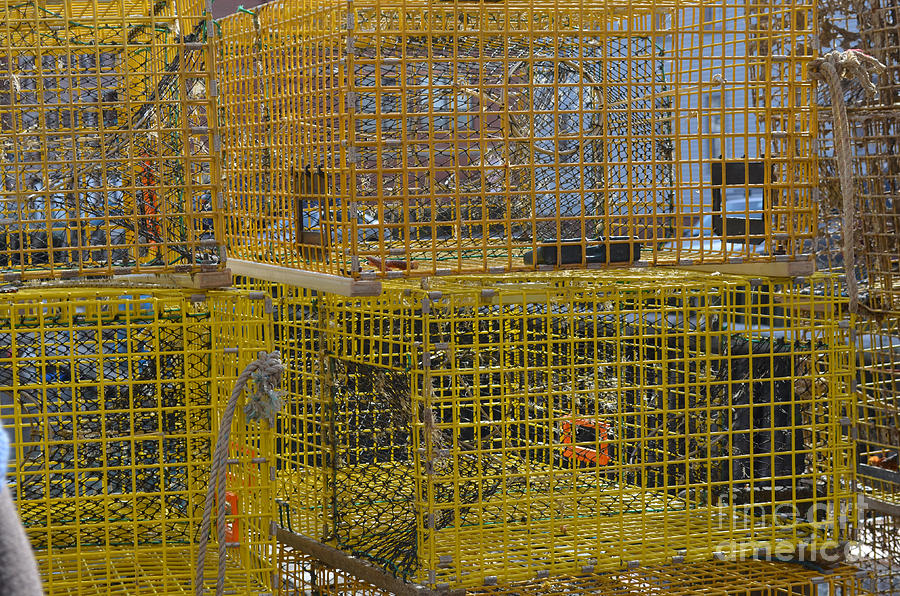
(194, 350), (285, 596)
(809, 49), (885, 314)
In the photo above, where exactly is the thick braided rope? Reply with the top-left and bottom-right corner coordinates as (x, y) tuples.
(194, 351), (284, 596)
(809, 49), (885, 315)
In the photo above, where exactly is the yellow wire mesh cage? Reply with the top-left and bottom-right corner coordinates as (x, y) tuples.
(813, 0), (899, 314)
(852, 316), (900, 595)
(218, 0), (818, 291)
(0, 287), (275, 594)
(855, 506), (900, 596)
(856, 316), (900, 506)
(816, 112), (900, 316)
(265, 270), (852, 590)
(0, 0), (224, 280)
(812, 3), (900, 592)
(276, 544), (873, 595)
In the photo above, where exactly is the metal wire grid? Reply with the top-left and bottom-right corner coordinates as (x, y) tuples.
(813, 0), (899, 314)
(815, 113), (900, 316)
(812, 3), (900, 590)
(0, 0), (224, 280)
(856, 317), (900, 503)
(853, 0), (900, 107)
(256, 270), (853, 589)
(218, 0), (817, 282)
(276, 544), (874, 595)
(856, 507), (900, 596)
(278, 545), (389, 596)
(0, 287), (275, 595)
(850, 316), (900, 595)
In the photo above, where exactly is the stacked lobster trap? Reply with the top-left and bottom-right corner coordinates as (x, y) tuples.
(0, 0), (224, 279)
(262, 270), (854, 590)
(0, 1), (284, 594)
(854, 317), (900, 596)
(276, 545), (874, 596)
(214, 0), (870, 592)
(0, 0), (873, 592)
(218, 0), (818, 292)
(813, 0), (900, 592)
(0, 286), (276, 594)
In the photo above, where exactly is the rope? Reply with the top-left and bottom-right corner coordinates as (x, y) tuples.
(809, 49), (885, 315)
(194, 350), (284, 596)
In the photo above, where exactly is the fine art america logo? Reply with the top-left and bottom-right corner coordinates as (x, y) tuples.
(710, 494), (862, 564)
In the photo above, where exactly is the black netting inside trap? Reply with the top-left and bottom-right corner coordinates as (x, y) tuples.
(312, 296), (824, 580)
(0, 308), (213, 550)
(712, 337), (815, 504)
(329, 361), (419, 578)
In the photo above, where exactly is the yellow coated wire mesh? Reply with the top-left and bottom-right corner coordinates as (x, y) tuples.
(218, 0), (818, 284)
(276, 544), (874, 595)
(812, 4), (900, 592)
(0, 0), (224, 280)
(855, 508), (900, 596)
(851, 316), (900, 595)
(813, 0), (899, 315)
(815, 111), (900, 316)
(254, 270), (853, 590)
(856, 316), (900, 504)
(0, 286), (275, 595)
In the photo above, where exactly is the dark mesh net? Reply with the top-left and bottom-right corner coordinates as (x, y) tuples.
(0, 297), (212, 550)
(280, 293), (825, 581)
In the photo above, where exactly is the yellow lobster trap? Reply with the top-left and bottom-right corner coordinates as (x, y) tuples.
(853, 315), (900, 596)
(276, 544), (874, 595)
(263, 270), (852, 590)
(0, 287), (275, 594)
(0, 0), (223, 280)
(814, 0), (899, 316)
(218, 0), (818, 294)
(816, 111), (900, 316)
(856, 316), (900, 505)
